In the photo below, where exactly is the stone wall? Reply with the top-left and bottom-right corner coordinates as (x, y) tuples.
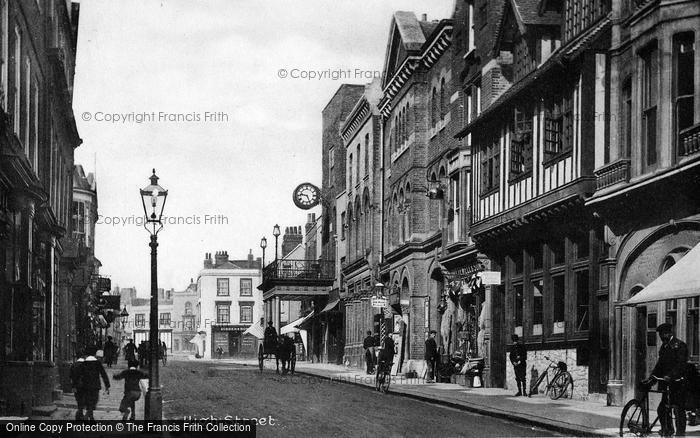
(504, 348), (589, 400)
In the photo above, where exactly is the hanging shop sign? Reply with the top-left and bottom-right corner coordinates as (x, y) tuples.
(478, 271), (501, 285)
(371, 297), (388, 308)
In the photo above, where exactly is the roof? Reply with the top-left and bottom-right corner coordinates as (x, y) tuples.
(512, 0), (560, 26)
(624, 243), (700, 306)
(394, 11), (427, 51)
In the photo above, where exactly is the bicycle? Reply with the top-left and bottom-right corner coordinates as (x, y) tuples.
(619, 376), (684, 437)
(375, 359), (393, 394)
(528, 355), (574, 400)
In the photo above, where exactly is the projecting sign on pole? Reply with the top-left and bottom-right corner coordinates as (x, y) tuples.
(371, 297), (388, 308)
(479, 271), (501, 285)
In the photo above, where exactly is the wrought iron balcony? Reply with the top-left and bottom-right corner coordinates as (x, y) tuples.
(679, 123), (700, 158)
(261, 259), (335, 289)
(594, 159), (631, 191)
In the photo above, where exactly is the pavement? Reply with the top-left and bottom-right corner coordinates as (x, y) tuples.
(29, 366), (147, 421)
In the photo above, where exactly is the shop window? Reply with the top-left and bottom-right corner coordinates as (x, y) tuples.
(687, 297), (699, 360)
(532, 279), (544, 335)
(514, 283), (524, 336)
(674, 33), (695, 156)
(553, 274), (566, 333)
(575, 270), (589, 331)
(574, 231), (589, 260)
(647, 312), (657, 347)
(550, 238), (565, 266)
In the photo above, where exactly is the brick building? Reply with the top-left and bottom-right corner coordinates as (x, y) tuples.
(0, 0), (82, 414)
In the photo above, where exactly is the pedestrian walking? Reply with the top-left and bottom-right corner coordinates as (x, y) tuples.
(70, 352), (86, 420)
(363, 331), (376, 374)
(113, 359), (149, 421)
(104, 336), (116, 368)
(124, 339), (137, 363)
(216, 346), (224, 359)
(160, 341), (167, 366)
(424, 330), (440, 383)
(78, 346), (110, 421)
(509, 334), (527, 397)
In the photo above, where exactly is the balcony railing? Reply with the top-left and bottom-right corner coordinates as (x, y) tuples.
(262, 259), (335, 283)
(594, 158), (631, 191)
(679, 123), (700, 158)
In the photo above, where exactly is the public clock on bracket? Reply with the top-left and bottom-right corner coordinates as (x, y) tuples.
(292, 183), (321, 210)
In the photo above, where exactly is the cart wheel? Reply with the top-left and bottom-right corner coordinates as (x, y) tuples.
(258, 345), (264, 372)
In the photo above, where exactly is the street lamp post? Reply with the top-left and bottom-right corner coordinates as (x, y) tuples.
(374, 282), (385, 339)
(260, 237), (267, 268)
(120, 307), (129, 330)
(273, 224), (281, 262)
(139, 169), (168, 421)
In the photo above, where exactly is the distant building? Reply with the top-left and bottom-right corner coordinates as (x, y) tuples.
(197, 250), (262, 359)
(171, 279), (198, 354)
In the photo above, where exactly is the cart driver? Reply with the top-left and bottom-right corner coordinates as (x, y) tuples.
(264, 321), (278, 350)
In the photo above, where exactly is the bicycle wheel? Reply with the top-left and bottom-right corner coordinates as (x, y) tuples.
(375, 370), (383, 391)
(550, 371), (573, 400)
(619, 399), (649, 437)
(379, 372), (391, 393)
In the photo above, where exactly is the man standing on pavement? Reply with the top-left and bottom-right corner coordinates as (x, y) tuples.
(509, 334), (527, 396)
(70, 351), (87, 420)
(79, 345), (110, 421)
(363, 331), (376, 374)
(425, 330), (439, 382)
(643, 323), (688, 436)
(124, 339), (137, 363)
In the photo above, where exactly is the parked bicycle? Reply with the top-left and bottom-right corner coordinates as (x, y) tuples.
(528, 355), (574, 399)
(375, 359), (393, 394)
(619, 376), (684, 437)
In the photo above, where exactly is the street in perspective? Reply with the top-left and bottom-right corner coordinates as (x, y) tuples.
(1, 0), (700, 437)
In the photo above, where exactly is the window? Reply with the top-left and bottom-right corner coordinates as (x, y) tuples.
(216, 304), (230, 324)
(674, 33), (695, 156)
(529, 243), (543, 271)
(621, 79), (632, 158)
(467, 2), (475, 52)
(687, 297), (699, 359)
(647, 312), (658, 347)
(135, 314), (145, 328)
(348, 153), (353, 188)
(440, 78), (446, 121)
(553, 274), (566, 330)
(184, 301), (192, 315)
(481, 134), (500, 193)
(240, 303), (253, 324)
(0, 0), (7, 111)
(23, 57), (29, 154)
(641, 44), (658, 168)
(71, 201), (86, 239)
(514, 284), (524, 334)
(550, 238), (565, 265)
(328, 146), (335, 168)
(217, 278), (229, 296)
(356, 144), (360, 184)
(364, 134), (370, 176)
(10, 26), (19, 134)
(340, 212), (346, 240)
(665, 299), (678, 328)
(240, 278), (252, 296)
(159, 313), (171, 327)
(511, 107), (533, 174)
(431, 87), (438, 126)
(575, 270), (589, 331)
(532, 279), (544, 335)
(574, 231), (589, 260)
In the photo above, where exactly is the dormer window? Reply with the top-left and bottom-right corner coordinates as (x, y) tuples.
(510, 107), (533, 175)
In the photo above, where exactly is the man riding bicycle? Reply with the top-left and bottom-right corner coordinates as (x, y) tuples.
(377, 333), (395, 373)
(642, 322), (688, 437)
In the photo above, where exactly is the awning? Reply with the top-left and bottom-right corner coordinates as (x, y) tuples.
(242, 323), (265, 339)
(624, 243), (700, 306)
(319, 299), (340, 314)
(281, 311), (315, 334)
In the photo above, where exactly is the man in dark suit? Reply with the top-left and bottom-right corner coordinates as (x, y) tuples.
(78, 345), (110, 421)
(363, 331), (376, 374)
(510, 334), (527, 396)
(424, 330), (439, 382)
(644, 323), (688, 436)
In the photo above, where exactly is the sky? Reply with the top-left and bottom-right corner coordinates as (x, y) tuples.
(73, 0), (454, 296)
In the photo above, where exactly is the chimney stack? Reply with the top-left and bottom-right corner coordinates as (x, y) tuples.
(421, 13), (427, 21)
(203, 252), (213, 269)
(282, 225), (303, 258)
(214, 250), (229, 267)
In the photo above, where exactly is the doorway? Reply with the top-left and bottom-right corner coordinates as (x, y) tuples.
(228, 335), (239, 357)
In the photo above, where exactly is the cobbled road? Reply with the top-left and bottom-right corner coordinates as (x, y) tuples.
(161, 359), (560, 438)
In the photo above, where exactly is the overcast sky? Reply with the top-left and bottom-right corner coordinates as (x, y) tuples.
(73, 0), (454, 296)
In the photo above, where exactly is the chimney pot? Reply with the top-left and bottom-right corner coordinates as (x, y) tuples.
(421, 13), (427, 21)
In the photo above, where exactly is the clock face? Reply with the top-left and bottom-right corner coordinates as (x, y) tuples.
(293, 183), (321, 210)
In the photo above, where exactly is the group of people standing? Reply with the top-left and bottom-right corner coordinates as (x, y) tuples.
(121, 338), (168, 368)
(362, 331), (395, 376)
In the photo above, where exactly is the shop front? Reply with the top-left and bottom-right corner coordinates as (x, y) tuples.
(211, 324), (248, 357)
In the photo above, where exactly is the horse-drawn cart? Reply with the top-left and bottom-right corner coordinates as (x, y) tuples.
(258, 335), (296, 374)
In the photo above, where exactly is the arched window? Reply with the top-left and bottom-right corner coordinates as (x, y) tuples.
(431, 87), (437, 126)
(363, 189), (371, 249)
(405, 103), (410, 142)
(348, 153), (353, 188)
(440, 78), (446, 120)
(356, 143), (361, 185)
(355, 199), (361, 259)
(185, 302), (192, 315)
(394, 116), (399, 151)
(347, 202), (353, 255)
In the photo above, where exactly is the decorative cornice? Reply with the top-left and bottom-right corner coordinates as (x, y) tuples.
(340, 98), (372, 144)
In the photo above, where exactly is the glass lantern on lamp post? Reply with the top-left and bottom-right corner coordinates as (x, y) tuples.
(139, 169), (167, 420)
(260, 237), (267, 268)
(273, 224), (281, 262)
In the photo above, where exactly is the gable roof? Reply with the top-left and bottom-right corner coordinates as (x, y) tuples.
(381, 11), (428, 90)
(494, 0), (561, 52)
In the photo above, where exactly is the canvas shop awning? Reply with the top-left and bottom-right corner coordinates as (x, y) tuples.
(624, 243), (700, 306)
(280, 311), (315, 334)
(319, 299), (340, 314)
(242, 323), (265, 340)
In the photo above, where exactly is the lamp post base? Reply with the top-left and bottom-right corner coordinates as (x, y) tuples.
(144, 388), (162, 420)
